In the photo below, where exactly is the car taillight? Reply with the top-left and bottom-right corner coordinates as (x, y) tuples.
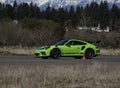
(96, 46), (99, 48)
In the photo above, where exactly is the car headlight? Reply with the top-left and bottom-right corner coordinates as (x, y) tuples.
(45, 46), (50, 50)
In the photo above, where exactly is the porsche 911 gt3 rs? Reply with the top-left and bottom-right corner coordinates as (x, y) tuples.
(34, 39), (100, 59)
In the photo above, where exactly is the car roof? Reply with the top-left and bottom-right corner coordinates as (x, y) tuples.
(68, 39), (87, 43)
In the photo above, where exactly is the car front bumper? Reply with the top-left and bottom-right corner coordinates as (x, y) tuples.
(34, 50), (50, 57)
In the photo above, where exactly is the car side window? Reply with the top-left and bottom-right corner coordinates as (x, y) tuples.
(66, 41), (74, 45)
(78, 41), (86, 45)
(67, 41), (86, 46)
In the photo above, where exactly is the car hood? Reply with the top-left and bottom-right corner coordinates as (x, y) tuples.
(36, 45), (59, 50)
(37, 45), (50, 50)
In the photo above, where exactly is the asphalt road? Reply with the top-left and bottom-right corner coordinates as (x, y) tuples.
(0, 56), (120, 65)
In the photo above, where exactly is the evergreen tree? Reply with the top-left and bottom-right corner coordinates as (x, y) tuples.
(111, 3), (119, 19)
(0, 3), (3, 18)
(69, 6), (76, 26)
(110, 3), (120, 31)
(98, 1), (110, 28)
(29, 3), (40, 18)
(0, 1), (120, 32)
(89, 1), (99, 26)
(56, 7), (67, 24)
(84, 1), (99, 27)
(5, 4), (13, 19)
(50, 7), (58, 21)
(45, 5), (51, 19)
(13, 1), (17, 20)
(17, 3), (30, 19)
(75, 5), (82, 26)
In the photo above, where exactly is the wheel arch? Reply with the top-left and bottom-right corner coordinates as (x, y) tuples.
(85, 48), (95, 55)
(50, 48), (61, 56)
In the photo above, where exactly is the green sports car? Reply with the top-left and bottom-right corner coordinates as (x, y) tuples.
(34, 39), (100, 59)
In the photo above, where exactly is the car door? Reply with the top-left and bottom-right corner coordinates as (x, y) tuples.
(60, 41), (84, 56)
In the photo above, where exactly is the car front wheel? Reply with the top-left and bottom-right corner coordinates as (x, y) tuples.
(51, 48), (61, 59)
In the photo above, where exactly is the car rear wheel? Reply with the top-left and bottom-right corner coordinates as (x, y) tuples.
(85, 49), (94, 59)
(51, 48), (61, 59)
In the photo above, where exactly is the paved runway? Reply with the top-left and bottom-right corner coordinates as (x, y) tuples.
(0, 56), (120, 65)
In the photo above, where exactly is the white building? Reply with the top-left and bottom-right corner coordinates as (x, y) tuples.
(77, 24), (110, 32)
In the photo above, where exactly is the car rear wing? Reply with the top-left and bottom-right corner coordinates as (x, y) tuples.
(87, 40), (101, 47)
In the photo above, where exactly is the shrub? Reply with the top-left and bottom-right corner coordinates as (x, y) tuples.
(0, 18), (64, 46)
(20, 18), (64, 46)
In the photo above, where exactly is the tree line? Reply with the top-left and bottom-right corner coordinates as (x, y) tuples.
(0, 1), (120, 31)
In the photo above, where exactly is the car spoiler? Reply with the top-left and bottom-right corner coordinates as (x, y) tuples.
(87, 40), (101, 47)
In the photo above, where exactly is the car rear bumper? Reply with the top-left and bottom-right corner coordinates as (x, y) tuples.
(95, 49), (100, 56)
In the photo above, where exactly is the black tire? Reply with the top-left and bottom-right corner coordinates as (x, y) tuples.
(74, 56), (83, 59)
(85, 49), (94, 59)
(51, 48), (61, 59)
(41, 57), (48, 59)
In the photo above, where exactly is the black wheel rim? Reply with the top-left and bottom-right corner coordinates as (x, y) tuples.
(85, 50), (94, 59)
(52, 49), (60, 59)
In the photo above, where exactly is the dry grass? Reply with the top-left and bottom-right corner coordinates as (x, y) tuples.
(0, 47), (120, 56)
(100, 48), (120, 56)
(0, 62), (120, 88)
(0, 46), (36, 56)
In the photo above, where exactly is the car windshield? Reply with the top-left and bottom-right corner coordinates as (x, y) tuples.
(55, 39), (68, 45)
